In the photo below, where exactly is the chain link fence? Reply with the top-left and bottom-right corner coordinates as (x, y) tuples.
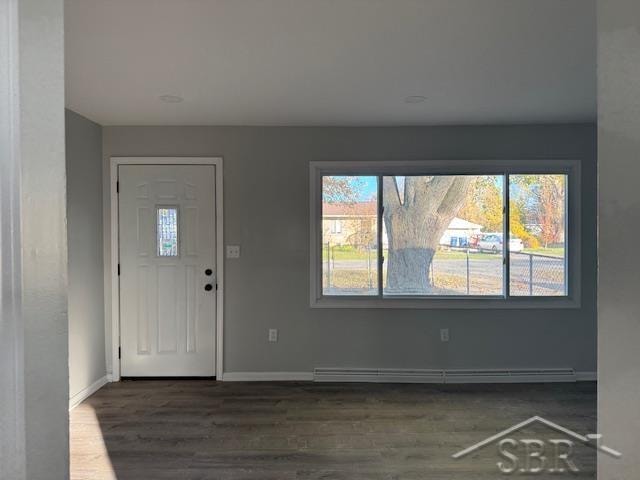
(323, 242), (377, 295)
(323, 243), (565, 296)
(509, 251), (566, 296)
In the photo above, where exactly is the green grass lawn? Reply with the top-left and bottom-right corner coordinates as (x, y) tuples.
(325, 245), (376, 261)
(522, 247), (565, 257)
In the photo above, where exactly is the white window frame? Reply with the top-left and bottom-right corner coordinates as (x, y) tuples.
(309, 160), (581, 309)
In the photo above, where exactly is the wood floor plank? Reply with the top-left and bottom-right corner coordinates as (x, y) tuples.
(70, 381), (597, 480)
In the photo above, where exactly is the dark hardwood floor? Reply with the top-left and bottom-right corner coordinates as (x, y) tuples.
(70, 380), (597, 479)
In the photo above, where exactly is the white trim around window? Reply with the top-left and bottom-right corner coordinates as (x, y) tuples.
(309, 160), (581, 309)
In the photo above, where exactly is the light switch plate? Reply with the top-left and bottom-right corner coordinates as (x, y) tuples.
(226, 245), (240, 259)
(268, 329), (278, 342)
(440, 328), (450, 342)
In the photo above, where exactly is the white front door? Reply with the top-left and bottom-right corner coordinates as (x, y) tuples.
(119, 164), (216, 376)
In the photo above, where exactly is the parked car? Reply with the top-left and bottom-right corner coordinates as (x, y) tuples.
(477, 233), (524, 253)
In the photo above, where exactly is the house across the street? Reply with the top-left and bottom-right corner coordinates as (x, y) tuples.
(439, 217), (483, 247)
(322, 201), (483, 248)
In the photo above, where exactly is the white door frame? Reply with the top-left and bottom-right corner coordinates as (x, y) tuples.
(109, 157), (224, 381)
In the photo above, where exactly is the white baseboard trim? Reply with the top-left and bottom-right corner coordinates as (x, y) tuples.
(69, 375), (109, 410)
(575, 371), (597, 382)
(223, 371), (313, 382)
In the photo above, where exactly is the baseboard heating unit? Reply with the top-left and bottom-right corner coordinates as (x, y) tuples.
(313, 368), (579, 384)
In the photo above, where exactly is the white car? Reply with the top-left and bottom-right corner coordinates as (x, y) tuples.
(477, 233), (524, 253)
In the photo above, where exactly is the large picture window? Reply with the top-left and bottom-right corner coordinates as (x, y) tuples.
(311, 161), (578, 308)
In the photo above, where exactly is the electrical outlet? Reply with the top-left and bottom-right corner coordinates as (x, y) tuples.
(440, 328), (450, 342)
(268, 329), (278, 342)
(226, 245), (240, 259)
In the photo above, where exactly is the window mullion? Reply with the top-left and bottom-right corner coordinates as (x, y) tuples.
(504, 173), (511, 298)
(377, 174), (384, 297)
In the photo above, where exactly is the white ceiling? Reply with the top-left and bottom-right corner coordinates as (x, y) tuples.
(64, 0), (596, 126)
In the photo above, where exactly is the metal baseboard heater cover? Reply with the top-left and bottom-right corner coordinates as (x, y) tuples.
(313, 368), (577, 384)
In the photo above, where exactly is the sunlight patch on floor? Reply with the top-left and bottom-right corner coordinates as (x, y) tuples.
(70, 403), (116, 480)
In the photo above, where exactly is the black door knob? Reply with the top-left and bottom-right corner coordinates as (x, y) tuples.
(204, 284), (213, 291)
(205, 268), (213, 276)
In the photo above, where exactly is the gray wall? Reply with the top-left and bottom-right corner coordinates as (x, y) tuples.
(103, 124), (597, 376)
(598, 0), (640, 477)
(0, 0), (69, 477)
(66, 110), (106, 401)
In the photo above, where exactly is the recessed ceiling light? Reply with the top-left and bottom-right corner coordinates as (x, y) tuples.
(159, 94), (184, 103)
(404, 95), (427, 104)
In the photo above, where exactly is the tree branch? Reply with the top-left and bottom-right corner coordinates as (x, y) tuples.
(413, 176), (455, 212)
(437, 176), (473, 217)
(383, 176), (401, 210)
